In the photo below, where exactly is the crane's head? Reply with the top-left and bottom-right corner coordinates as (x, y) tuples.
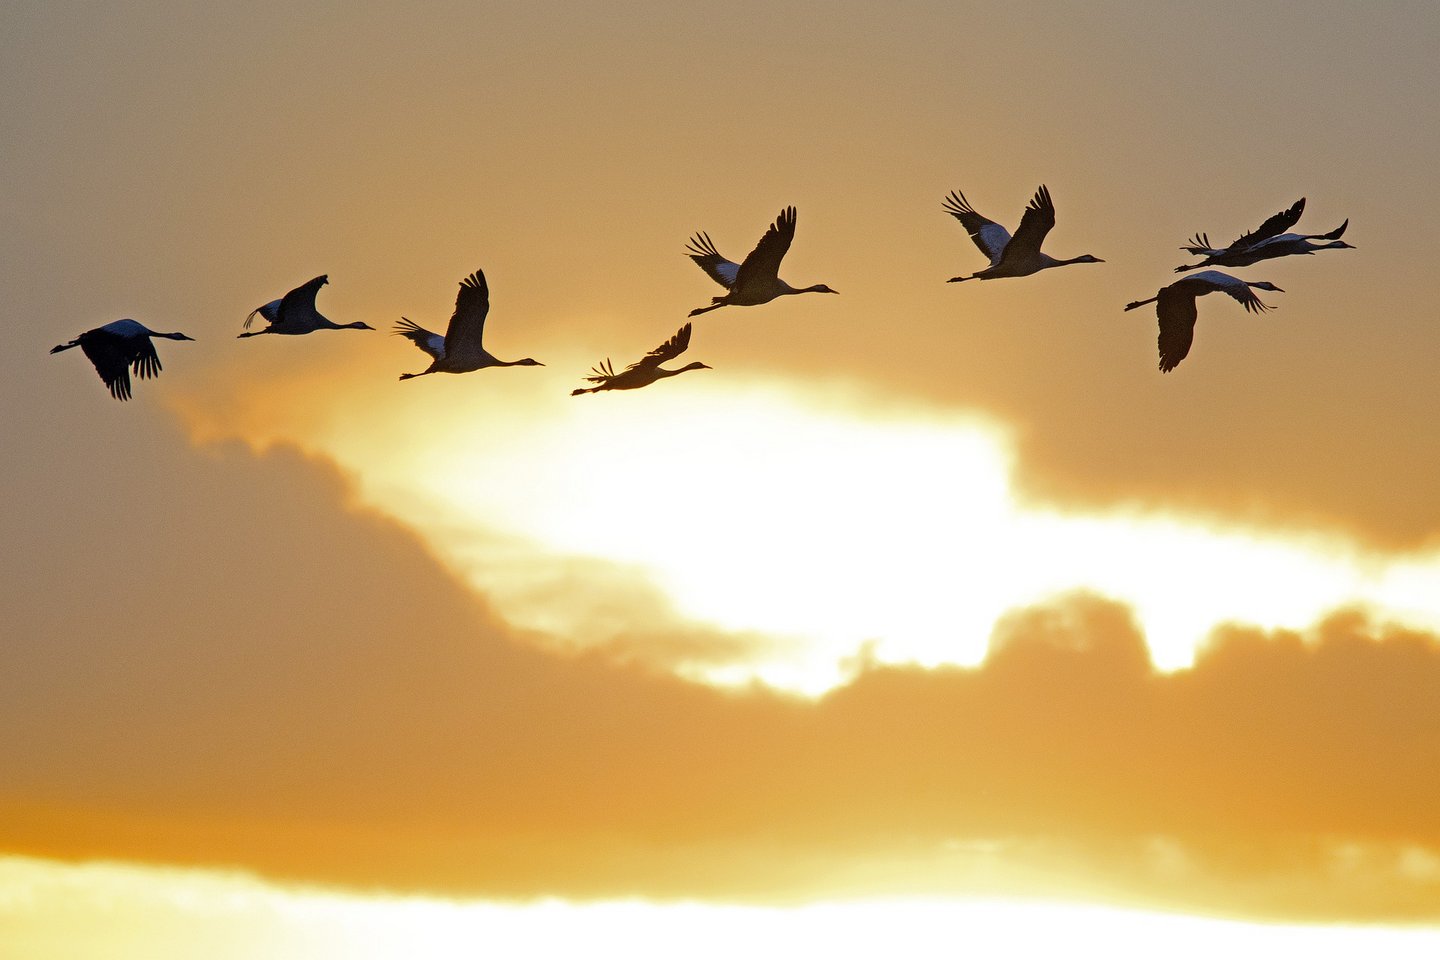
(1251, 282), (1285, 293)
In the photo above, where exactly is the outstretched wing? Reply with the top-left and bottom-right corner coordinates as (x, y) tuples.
(77, 330), (138, 400)
(998, 185), (1056, 265)
(1180, 271), (1275, 315)
(582, 358), (617, 385)
(277, 275), (328, 326)
(393, 318), (445, 360)
(442, 269), (491, 361)
(130, 337), (162, 382)
(942, 190), (1011, 264)
(734, 206), (797, 286)
(686, 233), (740, 290)
(1154, 287), (1200, 373)
(1179, 233), (1220, 257)
(1231, 198), (1305, 250)
(243, 298), (282, 331)
(626, 323), (692, 373)
(1218, 283), (1274, 315)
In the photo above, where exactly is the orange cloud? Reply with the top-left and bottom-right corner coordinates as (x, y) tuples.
(3, 418), (1439, 921)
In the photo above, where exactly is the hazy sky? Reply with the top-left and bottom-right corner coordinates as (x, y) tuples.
(5, 0), (1440, 947)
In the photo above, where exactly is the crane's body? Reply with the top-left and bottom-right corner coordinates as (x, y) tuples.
(51, 319), (195, 400)
(687, 207), (837, 316)
(944, 185), (1103, 282)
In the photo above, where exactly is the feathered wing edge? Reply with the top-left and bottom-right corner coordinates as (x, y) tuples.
(686, 232), (740, 290)
(942, 189), (1011, 263)
(393, 317), (445, 359)
(1232, 197), (1306, 249)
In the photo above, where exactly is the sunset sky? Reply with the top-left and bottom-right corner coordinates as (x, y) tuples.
(5, 1), (1440, 955)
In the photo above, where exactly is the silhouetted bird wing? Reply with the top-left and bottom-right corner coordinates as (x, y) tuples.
(277, 275), (328, 326)
(1184, 270), (1274, 314)
(394, 318), (445, 360)
(686, 233), (740, 290)
(942, 190), (1011, 264)
(243, 298), (282, 331)
(1231, 198), (1305, 250)
(998, 185), (1056, 265)
(582, 358), (617, 385)
(130, 337), (161, 382)
(626, 323), (692, 373)
(734, 206), (797, 286)
(441, 269), (491, 364)
(78, 323), (154, 401)
(1154, 287), (1200, 373)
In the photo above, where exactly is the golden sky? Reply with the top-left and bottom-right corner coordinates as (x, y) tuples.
(5, 0), (1440, 951)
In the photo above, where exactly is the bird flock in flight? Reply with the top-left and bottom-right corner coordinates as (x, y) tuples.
(50, 190), (1353, 400)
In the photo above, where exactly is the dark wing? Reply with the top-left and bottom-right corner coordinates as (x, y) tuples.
(78, 331), (139, 400)
(686, 233), (740, 290)
(942, 190), (1011, 263)
(734, 206), (797, 286)
(277, 275), (328, 325)
(1155, 286), (1200, 373)
(442, 269), (491, 360)
(1231, 198), (1305, 250)
(394, 318), (446, 360)
(997, 185), (1056, 264)
(1179, 233), (1218, 256)
(625, 323), (692, 373)
(243, 298), (282, 331)
(583, 358), (617, 385)
(130, 337), (162, 382)
(1217, 283), (1274, 315)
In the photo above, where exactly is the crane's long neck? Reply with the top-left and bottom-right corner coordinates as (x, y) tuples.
(1123, 296), (1157, 311)
(657, 363), (705, 379)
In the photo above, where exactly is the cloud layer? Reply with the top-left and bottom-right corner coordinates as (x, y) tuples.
(3, 413), (1439, 920)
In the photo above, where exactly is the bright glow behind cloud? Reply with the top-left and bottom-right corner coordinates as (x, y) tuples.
(187, 376), (1440, 693)
(4, 855), (1440, 960)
